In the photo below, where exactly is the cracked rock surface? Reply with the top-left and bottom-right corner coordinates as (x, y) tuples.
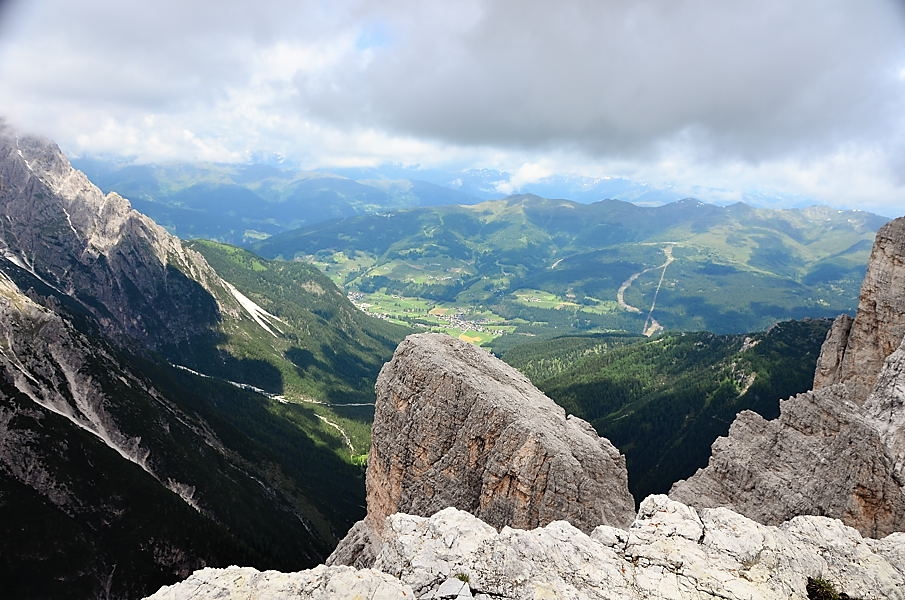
(329, 333), (634, 566)
(672, 217), (905, 537)
(146, 497), (905, 600)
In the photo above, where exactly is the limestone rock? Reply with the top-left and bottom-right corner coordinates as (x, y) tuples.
(373, 499), (905, 600)
(813, 313), (853, 390)
(152, 498), (905, 599)
(330, 333), (634, 566)
(671, 216), (905, 537)
(144, 565), (414, 600)
(815, 217), (905, 400)
(670, 387), (905, 537)
(0, 122), (230, 350)
(865, 336), (905, 480)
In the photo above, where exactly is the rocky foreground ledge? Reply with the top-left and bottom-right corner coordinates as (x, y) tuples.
(146, 495), (905, 599)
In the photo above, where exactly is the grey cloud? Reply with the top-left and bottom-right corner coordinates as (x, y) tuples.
(298, 0), (905, 162)
(1, 0), (904, 216)
(0, 0), (354, 111)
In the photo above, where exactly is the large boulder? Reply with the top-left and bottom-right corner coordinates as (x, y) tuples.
(329, 333), (634, 566)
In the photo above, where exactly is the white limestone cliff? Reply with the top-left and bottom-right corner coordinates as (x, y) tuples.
(147, 496), (905, 600)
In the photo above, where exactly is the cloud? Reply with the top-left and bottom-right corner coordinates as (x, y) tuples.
(0, 0), (903, 215)
(300, 1), (905, 161)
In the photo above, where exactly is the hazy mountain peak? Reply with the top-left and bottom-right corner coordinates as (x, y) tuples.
(0, 124), (229, 349)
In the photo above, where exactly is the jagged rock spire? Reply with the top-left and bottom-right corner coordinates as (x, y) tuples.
(671, 217), (905, 537)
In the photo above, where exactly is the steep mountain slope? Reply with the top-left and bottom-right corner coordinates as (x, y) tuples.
(150, 331), (905, 600)
(254, 195), (884, 335)
(187, 240), (407, 407)
(501, 320), (832, 501)
(0, 128), (224, 351)
(0, 123), (407, 598)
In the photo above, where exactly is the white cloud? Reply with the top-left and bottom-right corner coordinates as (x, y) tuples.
(0, 0), (903, 216)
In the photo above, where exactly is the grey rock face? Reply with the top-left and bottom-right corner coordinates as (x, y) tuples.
(0, 123), (227, 350)
(330, 333), (634, 566)
(865, 336), (905, 482)
(813, 313), (853, 390)
(671, 216), (905, 537)
(670, 387), (905, 537)
(146, 497), (905, 600)
(145, 565), (415, 600)
(0, 123), (349, 595)
(815, 217), (905, 399)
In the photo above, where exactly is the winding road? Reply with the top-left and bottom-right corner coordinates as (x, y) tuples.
(616, 244), (676, 336)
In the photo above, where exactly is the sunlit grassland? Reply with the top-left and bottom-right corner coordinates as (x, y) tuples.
(349, 290), (516, 344)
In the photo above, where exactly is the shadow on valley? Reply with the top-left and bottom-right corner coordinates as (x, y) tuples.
(501, 319), (832, 503)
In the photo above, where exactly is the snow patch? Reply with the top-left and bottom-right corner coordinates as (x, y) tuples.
(60, 205), (80, 238)
(1, 249), (67, 296)
(222, 280), (286, 337)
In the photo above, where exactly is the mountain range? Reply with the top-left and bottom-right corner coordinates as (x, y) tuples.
(73, 155), (888, 338)
(151, 214), (905, 600)
(72, 158), (486, 246)
(0, 122), (408, 599)
(74, 157), (854, 247)
(3, 122), (900, 598)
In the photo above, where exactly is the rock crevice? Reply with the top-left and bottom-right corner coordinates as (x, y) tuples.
(672, 216), (905, 537)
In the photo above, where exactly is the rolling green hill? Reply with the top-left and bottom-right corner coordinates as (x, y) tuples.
(500, 319), (832, 501)
(253, 195), (884, 338)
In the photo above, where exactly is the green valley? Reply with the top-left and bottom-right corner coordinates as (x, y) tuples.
(253, 195), (884, 340)
(179, 240), (412, 456)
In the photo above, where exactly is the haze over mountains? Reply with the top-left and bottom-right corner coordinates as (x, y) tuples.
(73, 155), (888, 339)
(75, 157), (866, 246)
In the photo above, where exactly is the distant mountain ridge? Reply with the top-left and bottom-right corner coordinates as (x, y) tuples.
(75, 157), (869, 247)
(73, 158), (486, 245)
(254, 194), (886, 335)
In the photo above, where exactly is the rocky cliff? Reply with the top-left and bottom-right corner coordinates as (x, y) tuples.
(0, 121), (231, 351)
(671, 216), (905, 537)
(329, 333), (635, 566)
(142, 227), (905, 598)
(147, 495), (905, 600)
(0, 122), (383, 599)
(813, 218), (905, 398)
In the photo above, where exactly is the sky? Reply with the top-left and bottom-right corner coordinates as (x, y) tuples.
(1, 0), (904, 217)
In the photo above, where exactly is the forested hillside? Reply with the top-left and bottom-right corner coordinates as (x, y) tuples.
(501, 319), (832, 501)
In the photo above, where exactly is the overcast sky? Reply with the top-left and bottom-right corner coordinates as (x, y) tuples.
(1, 0), (904, 216)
